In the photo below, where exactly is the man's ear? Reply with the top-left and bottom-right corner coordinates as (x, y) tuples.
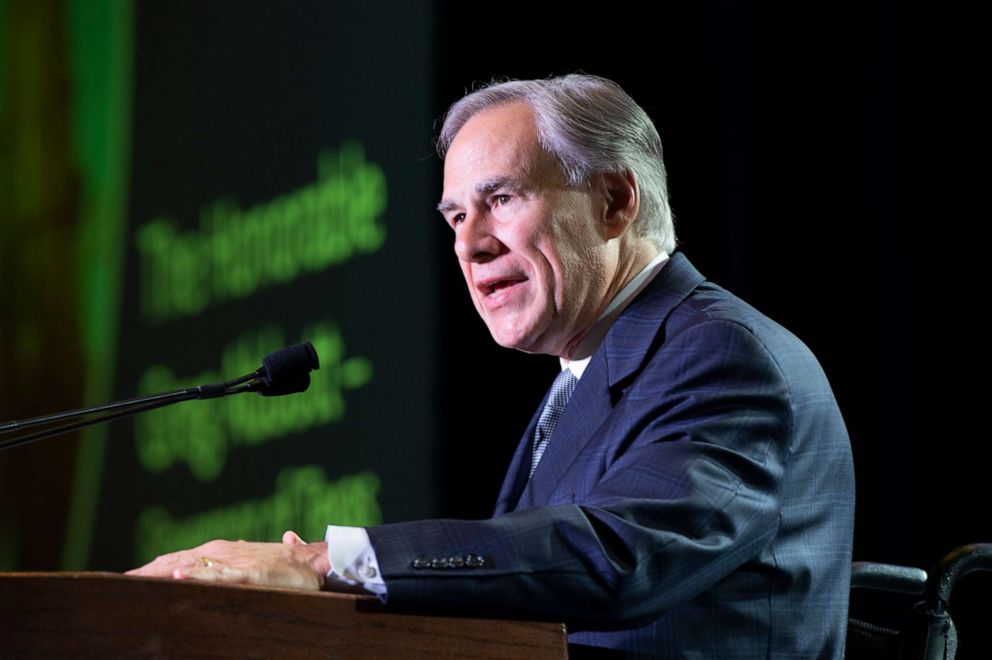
(597, 169), (640, 240)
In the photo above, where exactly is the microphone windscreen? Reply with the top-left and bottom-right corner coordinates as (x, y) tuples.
(257, 342), (320, 396)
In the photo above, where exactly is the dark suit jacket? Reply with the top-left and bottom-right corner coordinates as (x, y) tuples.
(368, 252), (855, 659)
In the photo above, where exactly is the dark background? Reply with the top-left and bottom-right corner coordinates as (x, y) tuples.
(1, 0), (988, 655)
(433, 0), (989, 651)
(438, 0), (985, 566)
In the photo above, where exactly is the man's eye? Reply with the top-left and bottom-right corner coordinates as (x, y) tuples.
(494, 194), (512, 206)
(451, 213), (465, 227)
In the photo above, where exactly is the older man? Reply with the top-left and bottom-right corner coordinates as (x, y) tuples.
(131, 75), (855, 658)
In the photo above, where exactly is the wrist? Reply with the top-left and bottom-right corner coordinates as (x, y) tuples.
(299, 541), (331, 581)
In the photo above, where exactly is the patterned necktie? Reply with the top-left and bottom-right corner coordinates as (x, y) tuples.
(530, 368), (579, 477)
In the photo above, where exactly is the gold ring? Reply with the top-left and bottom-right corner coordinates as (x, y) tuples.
(199, 556), (214, 567)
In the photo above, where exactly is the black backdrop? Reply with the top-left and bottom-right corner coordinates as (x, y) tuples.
(433, 0), (989, 650)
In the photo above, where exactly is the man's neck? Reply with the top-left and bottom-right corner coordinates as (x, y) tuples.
(562, 243), (667, 364)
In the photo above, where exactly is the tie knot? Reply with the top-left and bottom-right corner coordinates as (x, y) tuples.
(547, 368), (578, 407)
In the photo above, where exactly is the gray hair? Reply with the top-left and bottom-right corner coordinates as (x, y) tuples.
(437, 75), (676, 253)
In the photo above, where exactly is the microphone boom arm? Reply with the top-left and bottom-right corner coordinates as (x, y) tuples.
(0, 341), (318, 452)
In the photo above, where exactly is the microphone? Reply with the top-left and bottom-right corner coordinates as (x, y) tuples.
(252, 342), (321, 396)
(190, 341), (321, 399)
(0, 342), (321, 451)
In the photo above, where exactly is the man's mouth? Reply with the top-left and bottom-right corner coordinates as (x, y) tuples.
(477, 276), (527, 296)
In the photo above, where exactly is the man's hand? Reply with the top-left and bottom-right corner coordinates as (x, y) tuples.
(126, 530), (330, 591)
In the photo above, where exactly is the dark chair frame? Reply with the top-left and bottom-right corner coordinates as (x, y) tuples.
(847, 543), (992, 660)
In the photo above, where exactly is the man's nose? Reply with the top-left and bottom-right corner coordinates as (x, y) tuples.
(454, 211), (502, 263)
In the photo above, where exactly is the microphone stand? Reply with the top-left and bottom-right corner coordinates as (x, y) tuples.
(0, 373), (262, 452)
(0, 341), (319, 452)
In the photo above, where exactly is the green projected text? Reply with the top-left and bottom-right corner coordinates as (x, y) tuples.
(134, 321), (372, 481)
(137, 141), (387, 324)
(134, 466), (382, 563)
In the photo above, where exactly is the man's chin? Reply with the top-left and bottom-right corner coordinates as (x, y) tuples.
(490, 334), (532, 353)
(487, 326), (534, 353)
(487, 325), (558, 357)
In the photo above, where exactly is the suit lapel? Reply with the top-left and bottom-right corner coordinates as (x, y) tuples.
(493, 400), (544, 515)
(601, 252), (705, 390)
(509, 252), (707, 510)
(517, 354), (612, 507)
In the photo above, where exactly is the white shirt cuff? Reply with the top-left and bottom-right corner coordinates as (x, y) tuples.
(325, 525), (387, 599)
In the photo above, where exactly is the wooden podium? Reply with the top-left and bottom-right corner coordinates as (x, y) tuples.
(0, 572), (568, 659)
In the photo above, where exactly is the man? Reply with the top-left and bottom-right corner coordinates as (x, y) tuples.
(131, 75), (855, 658)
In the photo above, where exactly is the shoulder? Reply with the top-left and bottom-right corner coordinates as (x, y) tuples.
(607, 257), (845, 444)
(637, 259), (832, 398)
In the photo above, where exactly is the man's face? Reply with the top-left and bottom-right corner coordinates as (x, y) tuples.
(438, 102), (616, 357)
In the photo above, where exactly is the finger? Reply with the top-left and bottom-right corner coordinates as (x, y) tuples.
(127, 560), (181, 577)
(282, 530), (307, 545)
(175, 565), (248, 583)
(125, 566), (156, 577)
(126, 550), (191, 576)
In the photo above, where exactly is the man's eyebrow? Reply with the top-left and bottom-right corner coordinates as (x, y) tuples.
(476, 176), (524, 196)
(436, 177), (526, 215)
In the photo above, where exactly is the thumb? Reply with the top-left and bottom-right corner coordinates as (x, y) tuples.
(282, 530), (307, 545)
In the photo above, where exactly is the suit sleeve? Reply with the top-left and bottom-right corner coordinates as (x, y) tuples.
(365, 318), (792, 629)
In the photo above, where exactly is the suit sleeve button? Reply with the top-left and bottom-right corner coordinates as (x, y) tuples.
(411, 558), (430, 569)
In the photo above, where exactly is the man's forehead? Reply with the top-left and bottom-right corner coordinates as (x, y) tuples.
(439, 104), (561, 206)
(451, 102), (542, 158)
